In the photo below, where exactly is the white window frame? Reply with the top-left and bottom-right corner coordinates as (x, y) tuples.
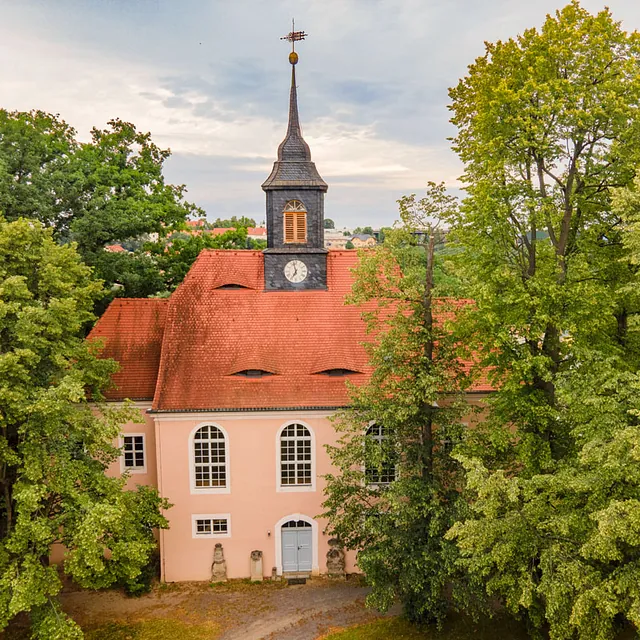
(189, 422), (231, 495)
(191, 513), (231, 539)
(363, 423), (397, 487)
(120, 433), (147, 475)
(275, 420), (316, 493)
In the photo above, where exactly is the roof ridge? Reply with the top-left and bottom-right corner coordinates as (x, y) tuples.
(110, 297), (170, 302)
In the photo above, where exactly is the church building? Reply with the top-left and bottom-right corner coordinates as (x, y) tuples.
(90, 40), (490, 582)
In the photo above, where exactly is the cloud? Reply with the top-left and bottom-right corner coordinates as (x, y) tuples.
(1, 0), (639, 227)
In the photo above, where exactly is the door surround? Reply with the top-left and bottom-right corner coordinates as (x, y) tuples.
(274, 513), (319, 576)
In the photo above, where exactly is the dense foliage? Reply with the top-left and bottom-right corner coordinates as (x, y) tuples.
(441, 3), (640, 638)
(0, 218), (170, 638)
(208, 215), (256, 228)
(0, 112), (203, 302)
(323, 185), (480, 625)
(146, 226), (261, 292)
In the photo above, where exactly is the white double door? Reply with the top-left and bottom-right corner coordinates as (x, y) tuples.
(281, 522), (312, 572)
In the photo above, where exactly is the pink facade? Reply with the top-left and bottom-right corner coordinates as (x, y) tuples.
(113, 408), (358, 581)
(110, 399), (490, 582)
(106, 403), (157, 491)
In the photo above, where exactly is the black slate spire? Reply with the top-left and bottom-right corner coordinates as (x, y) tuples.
(262, 28), (329, 291)
(262, 52), (327, 191)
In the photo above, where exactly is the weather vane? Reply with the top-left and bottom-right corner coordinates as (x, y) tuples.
(281, 19), (307, 64)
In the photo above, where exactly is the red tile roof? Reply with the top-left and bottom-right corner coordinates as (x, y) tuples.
(89, 251), (493, 409)
(152, 251), (372, 410)
(105, 244), (125, 253)
(89, 298), (168, 400)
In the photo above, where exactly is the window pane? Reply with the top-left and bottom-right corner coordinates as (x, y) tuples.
(124, 436), (144, 469)
(196, 519), (211, 535)
(365, 424), (396, 485)
(212, 519), (228, 533)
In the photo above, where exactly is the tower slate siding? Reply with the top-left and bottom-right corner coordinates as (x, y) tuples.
(262, 55), (328, 291)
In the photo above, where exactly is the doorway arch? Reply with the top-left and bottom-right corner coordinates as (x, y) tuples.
(274, 513), (318, 575)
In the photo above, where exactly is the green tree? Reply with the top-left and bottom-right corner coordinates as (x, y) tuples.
(344, 240), (355, 249)
(0, 110), (78, 233)
(324, 218), (335, 229)
(209, 216), (256, 228)
(68, 119), (201, 301)
(449, 360), (640, 640)
(616, 172), (640, 268)
(443, 3), (640, 636)
(0, 111), (202, 304)
(376, 226), (393, 244)
(446, 0), (640, 469)
(147, 227), (252, 291)
(353, 226), (374, 236)
(323, 189), (479, 625)
(0, 218), (170, 638)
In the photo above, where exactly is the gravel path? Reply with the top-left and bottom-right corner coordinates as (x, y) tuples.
(57, 577), (398, 640)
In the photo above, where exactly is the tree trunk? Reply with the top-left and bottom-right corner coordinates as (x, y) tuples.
(421, 233), (435, 480)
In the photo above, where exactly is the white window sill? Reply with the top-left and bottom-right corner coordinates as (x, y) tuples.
(190, 487), (231, 495)
(276, 485), (315, 493)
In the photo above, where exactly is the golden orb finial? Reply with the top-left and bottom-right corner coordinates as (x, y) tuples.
(281, 19), (307, 62)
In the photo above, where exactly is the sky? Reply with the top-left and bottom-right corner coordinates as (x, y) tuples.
(1, 1), (640, 230)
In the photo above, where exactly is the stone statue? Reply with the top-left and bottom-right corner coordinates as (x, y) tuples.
(250, 550), (263, 582)
(326, 538), (346, 578)
(211, 543), (227, 582)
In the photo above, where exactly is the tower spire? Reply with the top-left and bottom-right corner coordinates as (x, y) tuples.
(262, 22), (327, 190)
(262, 23), (329, 291)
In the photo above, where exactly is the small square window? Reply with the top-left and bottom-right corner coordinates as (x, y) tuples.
(192, 514), (231, 538)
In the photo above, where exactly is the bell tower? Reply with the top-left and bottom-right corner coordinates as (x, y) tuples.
(262, 24), (328, 291)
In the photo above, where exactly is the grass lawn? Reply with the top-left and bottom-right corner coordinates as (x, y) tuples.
(320, 615), (530, 640)
(2, 619), (221, 640)
(83, 619), (220, 640)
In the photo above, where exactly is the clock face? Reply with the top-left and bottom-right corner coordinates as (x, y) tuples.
(284, 259), (308, 283)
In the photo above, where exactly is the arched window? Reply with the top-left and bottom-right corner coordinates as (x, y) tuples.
(192, 425), (228, 491)
(279, 423), (313, 489)
(365, 424), (396, 485)
(283, 200), (307, 243)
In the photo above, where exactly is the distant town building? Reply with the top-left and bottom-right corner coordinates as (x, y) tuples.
(104, 244), (126, 253)
(324, 229), (350, 249)
(350, 234), (376, 248)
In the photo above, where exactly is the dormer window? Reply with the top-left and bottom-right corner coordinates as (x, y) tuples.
(232, 370), (275, 378)
(316, 369), (361, 377)
(216, 284), (251, 290)
(283, 200), (307, 243)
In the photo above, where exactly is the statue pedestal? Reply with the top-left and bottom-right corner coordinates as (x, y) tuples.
(250, 550), (263, 582)
(211, 543), (227, 583)
(326, 538), (346, 579)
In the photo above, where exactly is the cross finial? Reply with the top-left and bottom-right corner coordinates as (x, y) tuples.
(281, 18), (307, 62)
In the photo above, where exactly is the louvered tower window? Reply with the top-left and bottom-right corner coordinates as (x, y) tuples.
(283, 200), (307, 243)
